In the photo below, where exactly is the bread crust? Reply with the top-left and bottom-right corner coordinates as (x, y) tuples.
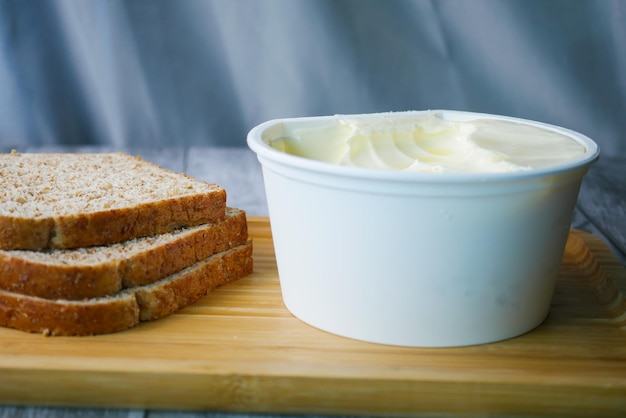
(49, 191), (227, 249)
(0, 218), (55, 252)
(0, 291), (140, 336)
(0, 243), (253, 336)
(0, 152), (227, 250)
(0, 209), (248, 300)
(137, 242), (254, 321)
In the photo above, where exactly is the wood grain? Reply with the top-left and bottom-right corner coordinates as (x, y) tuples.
(0, 218), (624, 417)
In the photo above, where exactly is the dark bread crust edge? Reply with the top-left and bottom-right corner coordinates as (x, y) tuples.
(50, 188), (227, 249)
(0, 187), (227, 251)
(0, 290), (140, 336)
(0, 217), (53, 252)
(137, 241), (254, 321)
(0, 208), (248, 300)
(0, 242), (253, 336)
(0, 151), (227, 251)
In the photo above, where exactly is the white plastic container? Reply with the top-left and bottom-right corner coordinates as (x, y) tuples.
(247, 110), (599, 347)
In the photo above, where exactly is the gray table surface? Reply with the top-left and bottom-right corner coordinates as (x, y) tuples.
(1, 145), (624, 418)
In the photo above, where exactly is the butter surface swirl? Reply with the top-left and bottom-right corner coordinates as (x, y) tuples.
(269, 113), (587, 173)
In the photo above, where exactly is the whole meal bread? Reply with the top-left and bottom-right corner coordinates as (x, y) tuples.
(0, 243), (253, 336)
(0, 208), (248, 300)
(0, 151), (253, 336)
(0, 151), (227, 250)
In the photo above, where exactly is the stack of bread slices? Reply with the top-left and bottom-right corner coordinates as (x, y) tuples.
(0, 151), (253, 336)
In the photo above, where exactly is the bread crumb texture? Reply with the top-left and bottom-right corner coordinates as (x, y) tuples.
(0, 152), (218, 218)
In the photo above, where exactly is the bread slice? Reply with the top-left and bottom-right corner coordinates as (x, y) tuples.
(0, 242), (253, 336)
(0, 151), (227, 250)
(0, 208), (248, 300)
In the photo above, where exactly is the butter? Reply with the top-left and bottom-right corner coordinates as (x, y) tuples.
(268, 112), (587, 173)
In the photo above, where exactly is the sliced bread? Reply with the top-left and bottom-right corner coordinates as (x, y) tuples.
(0, 242), (253, 336)
(0, 151), (227, 250)
(0, 208), (248, 300)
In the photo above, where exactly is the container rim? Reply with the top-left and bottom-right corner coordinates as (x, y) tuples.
(247, 110), (600, 184)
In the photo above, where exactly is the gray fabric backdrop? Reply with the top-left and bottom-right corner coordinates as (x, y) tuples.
(1, 0), (624, 156)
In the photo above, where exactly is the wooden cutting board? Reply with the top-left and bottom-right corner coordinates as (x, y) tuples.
(0, 217), (624, 417)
